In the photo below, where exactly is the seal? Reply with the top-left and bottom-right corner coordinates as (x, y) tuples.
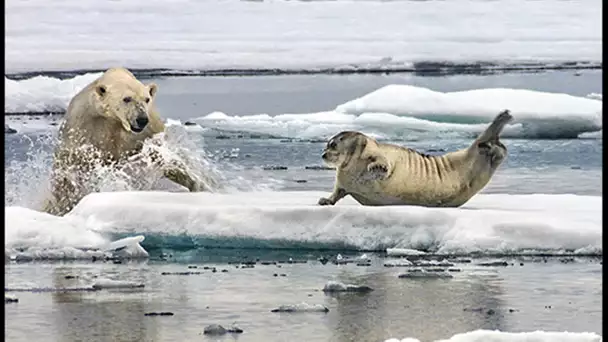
(317, 110), (513, 207)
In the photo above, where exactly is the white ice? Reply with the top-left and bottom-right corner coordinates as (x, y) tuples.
(6, 74), (602, 139)
(103, 235), (149, 259)
(5, 294), (19, 303)
(386, 329), (603, 342)
(398, 269), (454, 279)
(197, 85), (602, 138)
(5, 191), (601, 257)
(386, 249), (427, 257)
(5, 0), (601, 73)
(4, 207), (149, 260)
(335, 85), (603, 138)
(323, 281), (373, 293)
(4, 73), (101, 113)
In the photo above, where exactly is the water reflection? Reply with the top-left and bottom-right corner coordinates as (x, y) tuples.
(50, 265), (155, 342)
(327, 270), (505, 341)
(5, 257), (601, 342)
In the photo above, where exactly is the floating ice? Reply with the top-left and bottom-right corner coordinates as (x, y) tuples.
(104, 236), (149, 259)
(91, 279), (145, 290)
(4, 73), (101, 113)
(386, 249), (427, 257)
(4, 207), (149, 260)
(5, 124), (17, 134)
(5, 0), (601, 73)
(384, 259), (455, 268)
(5, 191), (602, 256)
(477, 260), (509, 267)
(5, 207), (107, 250)
(5, 74), (602, 140)
(8, 247), (108, 262)
(5, 286), (97, 293)
(398, 269), (454, 279)
(336, 85), (602, 139)
(23, 190), (597, 255)
(195, 87), (602, 139)
(271, 303), (329, 313)
(323, 281), (373, 293)
(5, 294), (19, 303)
(386, 329), (603, 342)
(3, 116), (61, 135)
(203, 324), (244, 335)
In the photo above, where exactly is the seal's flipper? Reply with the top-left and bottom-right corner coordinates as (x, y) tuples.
(474, 110), (513, 145)
(318, 187), (347, 206)
(364, 154), (392, 180)
(366, 161), (389, 180)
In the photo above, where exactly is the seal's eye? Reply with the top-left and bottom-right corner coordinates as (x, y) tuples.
(478, 142), (491, 149)
(145, 97), (150, 103)
(328, 141), (337, 149)
(123, 97), (132, 104)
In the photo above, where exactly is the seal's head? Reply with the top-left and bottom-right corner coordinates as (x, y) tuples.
(321, 131), (367, 167)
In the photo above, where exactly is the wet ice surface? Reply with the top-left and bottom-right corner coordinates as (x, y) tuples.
(4, 256), (602, 342)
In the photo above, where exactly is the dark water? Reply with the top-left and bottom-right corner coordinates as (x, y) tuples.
(150, 70), (602, 119)
(4, 257), (603, 342)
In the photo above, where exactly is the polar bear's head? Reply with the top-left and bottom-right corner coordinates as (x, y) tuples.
(93, 68), (159, 134)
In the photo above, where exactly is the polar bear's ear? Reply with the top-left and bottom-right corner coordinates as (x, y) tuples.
(148, 83), (158, 98)
(96, 85), (107, 97)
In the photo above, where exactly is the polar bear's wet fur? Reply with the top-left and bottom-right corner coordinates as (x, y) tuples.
(42, 67), (211, 216)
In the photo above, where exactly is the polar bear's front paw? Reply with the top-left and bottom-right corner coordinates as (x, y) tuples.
(367, 162), (389, 179)
(318, 197), (335, 206)
(188, 182), (205, 192)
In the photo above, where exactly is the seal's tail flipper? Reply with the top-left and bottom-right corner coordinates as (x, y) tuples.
(474, 110), (513, 144)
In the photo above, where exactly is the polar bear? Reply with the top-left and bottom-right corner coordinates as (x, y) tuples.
(42, 67), (211, 216)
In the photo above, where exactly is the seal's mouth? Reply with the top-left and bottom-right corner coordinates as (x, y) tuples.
(130, 124), (144, 133)
(321, 150), (339, 167)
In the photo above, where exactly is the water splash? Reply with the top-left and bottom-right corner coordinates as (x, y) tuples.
(4, 122), (275, 211)
(4, 132), (55, 209)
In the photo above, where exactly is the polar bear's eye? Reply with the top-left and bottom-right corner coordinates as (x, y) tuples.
(123, 97), (132, 103)
(145, 97), (150, 103)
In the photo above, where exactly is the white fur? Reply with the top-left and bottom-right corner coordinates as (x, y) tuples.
(43, 67), (205, 216)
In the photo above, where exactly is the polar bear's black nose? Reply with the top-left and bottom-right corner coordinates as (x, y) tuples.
(136, 116), (149, 128)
